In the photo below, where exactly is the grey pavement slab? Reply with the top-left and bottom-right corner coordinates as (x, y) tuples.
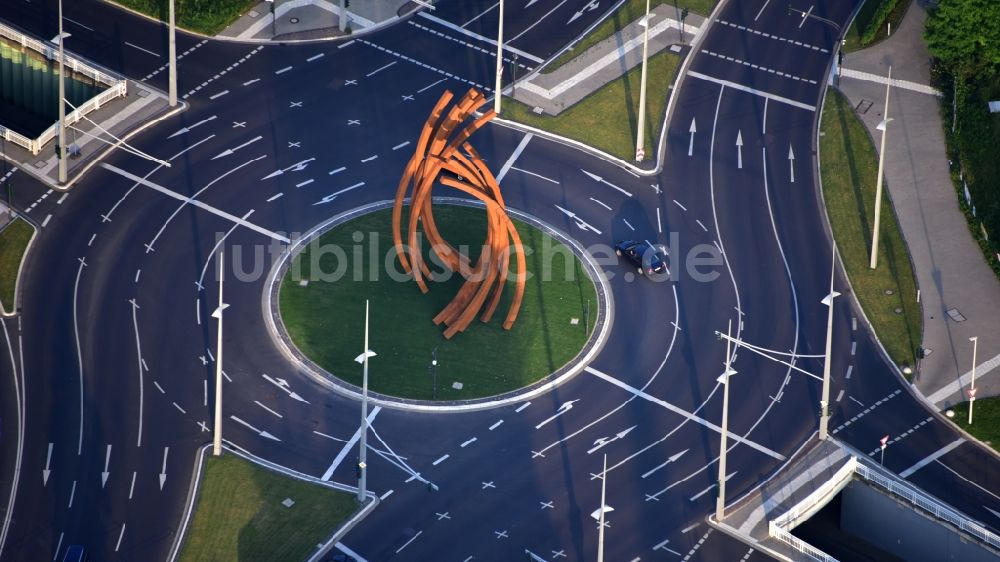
(218, 0), (414, 41)
(513, 6), (704, 116)
(838, 1), (1000, 408)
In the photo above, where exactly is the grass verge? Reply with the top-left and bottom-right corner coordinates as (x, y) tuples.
(0, 219), (33, 313)
(180, 453), (357, 562)
(109, 0), (258, 36)
(280, 205), (598, 401)
(843, 0), (913, 53)
(545, 0), (715, 74)
(819, 88), (921, 368)
(506, 49), (680, 162)
(948, 397), (1000, 450)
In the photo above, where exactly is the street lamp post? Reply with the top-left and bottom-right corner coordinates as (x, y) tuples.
(968, 336), (978, 424)
(869, 66), (892, 269)
(211, 251), (229, 456)
(634, 0), (652, 162)
(429, 347), (438, 400)
(494, 0), (505, 114)
(354, 300), (376, 503)
(57, 0), (67, 185)
(715, 320), (736, 521)
(168, 0), (177, 106)
(819, 248), (840, 440)
(597, 453), (608, 562)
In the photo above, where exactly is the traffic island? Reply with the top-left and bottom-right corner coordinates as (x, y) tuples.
(178, 450), (359, 562)
(819, 87), (922, 370)
(0, 216), (35, 316)
(274, 202), (601, 402)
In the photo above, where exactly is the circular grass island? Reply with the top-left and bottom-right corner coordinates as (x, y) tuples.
(278, 204), (599, 401)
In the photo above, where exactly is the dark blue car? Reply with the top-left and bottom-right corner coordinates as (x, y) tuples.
(614, 240), (668, 276)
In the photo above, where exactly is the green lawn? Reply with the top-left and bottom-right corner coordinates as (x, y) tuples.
(279, 205), (598, 400)
(180, 454), (357, 562)
(545, 0), (714, 73)
(948, 397), (1000, 450)
(0, 219), (33, 314)
(819, 88), (922, 368)
(109, 0), (258, 36)
(506, 49), (680, 162)
(843, 0), (913, 52)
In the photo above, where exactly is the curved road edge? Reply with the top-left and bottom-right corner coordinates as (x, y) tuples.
(261, 197), (616, 413)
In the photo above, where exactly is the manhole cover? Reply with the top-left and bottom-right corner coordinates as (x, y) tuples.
(946, 307), (967, 322)
(894, 308), (903, 314)
(290, 17), (300, 24)
(248, 9), (260, 18)
(884, 289), (894, 295)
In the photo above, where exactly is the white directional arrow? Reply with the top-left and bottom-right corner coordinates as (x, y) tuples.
(688, 118), (697, 157)
(261, 157), (316, 180)
(535, 400), (579, 429)
(168, 115), (217, 139)
(588, 425), (637, 454)
(590, 503), (614, 520)
(101, 444), (112, 488)
(788, 144), (795, 183)
(736, 130), (743, 169)
(581, 169), (633, 197)
(212, 135), (263, 160)
(554, 205), (603, 235)
(262, 374), (310, 404)
(231, 415), (281, 441)
(43, 443), (53, 486)
(641, 448), (690, 479)
(986, 506), (1000, 520)
(159, 447), (169, 490)
(313, 181), (366, 206)
(568, 0), (600, 24)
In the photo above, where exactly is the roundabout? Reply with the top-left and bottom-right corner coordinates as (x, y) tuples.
(270, 200), (607, 403)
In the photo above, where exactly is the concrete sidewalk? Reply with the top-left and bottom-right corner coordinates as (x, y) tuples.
(837, 0), (1000, 409)
(218, 0), (416, 41)
(512, 6), (705, 116)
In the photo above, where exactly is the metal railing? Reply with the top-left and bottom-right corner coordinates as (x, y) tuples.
(854, 461), (1000, 551)
(771, 456), (857, 531)
(768, 524), (840, 562)
(0, 21), (127, 154)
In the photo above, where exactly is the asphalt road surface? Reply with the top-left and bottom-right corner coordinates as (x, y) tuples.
(0, 0), (997, 561)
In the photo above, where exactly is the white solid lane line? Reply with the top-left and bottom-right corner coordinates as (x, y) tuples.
(125, 41), (159, 57)
(688, 71), (816, 112)
(899, 438), (965, 478)
(587, 366), (785, 461)
(320, 407), (382, 481)
(417, 12), (543, 63)
(496, 133), (533, 183)
(101, 164), (290, 243)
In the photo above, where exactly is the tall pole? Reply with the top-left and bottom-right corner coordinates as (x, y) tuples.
(357, 300), (370, 503)
(869, 66), (892, 269)
(57, 0), (67, 184)
(339, 0), (347, 32)
(494, 0), (505, 114)
(716, 320), (735, 521)
(597, 453), (608, 562)
(634, 0), (651, 162)
(211, 251), (228, 456)
(819, 247), (840, 439)
(968, 336), (978, 425)
(168, 0), (177, 107)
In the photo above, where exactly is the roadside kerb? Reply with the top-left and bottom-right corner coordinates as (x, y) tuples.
(262, 197), (614, 413)
(166, 441), (378, 562)
(0, 216), (39, 317)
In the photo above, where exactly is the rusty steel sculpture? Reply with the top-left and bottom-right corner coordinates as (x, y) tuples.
(392, 88), (526, 339)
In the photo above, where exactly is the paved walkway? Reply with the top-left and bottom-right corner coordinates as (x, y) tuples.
(218, 0), (415, 40)
(512, 6), (704, 115)
(837, 1), (1000, 409)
